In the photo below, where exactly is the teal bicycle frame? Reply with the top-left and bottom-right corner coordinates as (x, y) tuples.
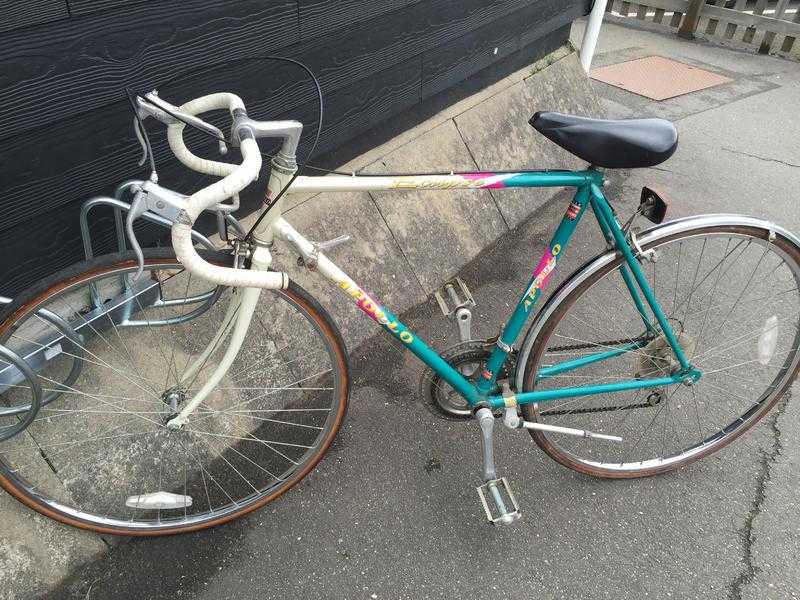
(284, 167), (701, 412)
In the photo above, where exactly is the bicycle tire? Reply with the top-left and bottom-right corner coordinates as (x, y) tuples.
(518, 221), (800, 478)
(0, 248), (350, 535)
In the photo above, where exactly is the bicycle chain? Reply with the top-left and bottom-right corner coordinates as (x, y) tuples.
(546, 334), (650, 353)
(536, 334), (656, 416)
(538, 397), (660, 417)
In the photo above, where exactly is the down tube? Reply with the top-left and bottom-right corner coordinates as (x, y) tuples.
(305, 273), (480, 406)
(476, 184), (592, 395)
(337, 280), (480, 404)
(274, 217), (481, 404)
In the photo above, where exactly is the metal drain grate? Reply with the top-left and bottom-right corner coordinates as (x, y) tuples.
(590, 55), (733, 101)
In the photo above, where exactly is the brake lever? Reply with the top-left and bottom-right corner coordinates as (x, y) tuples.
(126, 189), (148, 281)
(132, 115), (159, 182)
(133, 117), (149, 167)
(139, 92), (229, 156)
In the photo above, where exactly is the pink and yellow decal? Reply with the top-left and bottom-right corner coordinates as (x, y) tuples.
(389, 172), (520, 190)
(460, 172), (520, 189)
(336, 279), (414, 344)
(522, 243), (561, 311)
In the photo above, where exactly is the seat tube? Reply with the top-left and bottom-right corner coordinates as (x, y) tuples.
(476, 183), (593, 396)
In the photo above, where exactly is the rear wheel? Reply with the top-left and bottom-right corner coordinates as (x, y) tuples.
(520, 223), (800, 477)
(0, 248), (349, 535)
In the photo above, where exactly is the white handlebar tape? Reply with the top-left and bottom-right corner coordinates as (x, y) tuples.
(168, 94), (286, 289)
(166, 93), (243, 177)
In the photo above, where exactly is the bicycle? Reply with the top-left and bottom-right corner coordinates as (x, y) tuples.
(0, 90), (797, 536)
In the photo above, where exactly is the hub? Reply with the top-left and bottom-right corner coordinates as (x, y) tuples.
(636, 330), (696, 378)
(161, 387), (187, 425)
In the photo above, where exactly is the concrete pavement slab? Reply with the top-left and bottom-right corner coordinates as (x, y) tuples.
(365, 120), (507, 294)
(0, 489), (105, 600)
(452, 53), (593, 228)
(741, 396), (800, 600)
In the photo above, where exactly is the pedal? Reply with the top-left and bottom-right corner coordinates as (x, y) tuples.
(474, 407), (521, 525)
(435, 278), (476, 343)
(435, 277), (475, 316)
(477, 477), (521, 525)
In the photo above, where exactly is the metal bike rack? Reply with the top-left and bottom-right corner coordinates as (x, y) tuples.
(80, 179), (240, 321)
(0, 179), (244, 441)
(0, 343), (42, 442)
(80, 178), (244, 260)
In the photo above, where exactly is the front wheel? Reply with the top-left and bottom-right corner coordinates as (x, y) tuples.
(519, 220), (800, 478)
(0, 248), (350, 535)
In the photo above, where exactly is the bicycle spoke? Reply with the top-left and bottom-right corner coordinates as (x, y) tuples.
(0, 257), (346, 532)
(524, 229), (800, 474)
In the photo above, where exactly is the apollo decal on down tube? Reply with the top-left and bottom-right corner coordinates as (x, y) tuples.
(522, 243), (561, 312)
(336, 278), (415, 345)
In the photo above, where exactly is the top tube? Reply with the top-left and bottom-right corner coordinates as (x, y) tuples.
(289, 169), (601, 194)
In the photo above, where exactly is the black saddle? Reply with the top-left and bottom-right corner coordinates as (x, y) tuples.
(530, 112), (678, 169)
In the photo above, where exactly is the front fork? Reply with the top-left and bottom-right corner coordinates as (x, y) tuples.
(166, 244), (273, 430)
(166, 161), (294, 429)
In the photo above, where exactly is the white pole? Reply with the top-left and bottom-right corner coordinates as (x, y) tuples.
(580, 0), (608, 73)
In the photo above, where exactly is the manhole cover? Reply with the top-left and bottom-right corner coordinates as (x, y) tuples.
(590, 55), (732, 101)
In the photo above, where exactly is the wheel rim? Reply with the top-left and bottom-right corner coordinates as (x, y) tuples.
(0, 257), (346, 532)
(522, 227), (800, 474)
(0, 345), (43, 442)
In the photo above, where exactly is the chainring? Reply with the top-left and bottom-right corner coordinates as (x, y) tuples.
(419, 340), (516, 420)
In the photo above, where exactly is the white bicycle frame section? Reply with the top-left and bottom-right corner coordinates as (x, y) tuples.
(139, 90), (539, 429)
(166, 190), (382, 429)
(166, 165), (534, 428)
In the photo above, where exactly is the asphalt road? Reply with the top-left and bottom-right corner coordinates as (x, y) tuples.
(47, 20), (800, 600)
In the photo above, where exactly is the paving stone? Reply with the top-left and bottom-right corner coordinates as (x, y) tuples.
(366, 120), (507, 293)
(454, 52), (601, 227)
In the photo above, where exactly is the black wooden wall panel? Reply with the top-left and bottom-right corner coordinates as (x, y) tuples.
(0, 0), (68, 34)
(299, 0), (425, 40)
(421, 0), (577, 98)
(0, 0), (299, 139)
(68, 0), (159, 17)
(520, 4), (588, 47)
(0, 0), (579, 230)
(0, 0), (586, 296)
